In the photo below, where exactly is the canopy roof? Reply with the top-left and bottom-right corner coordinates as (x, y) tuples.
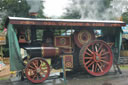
(6, 17), (126, 27)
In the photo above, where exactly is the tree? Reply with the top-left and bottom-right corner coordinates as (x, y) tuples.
(0, 0), (31, 29)
(36, 4), (45, 18)
(0, 0), (30, 17)
(122, 12), (128, 24)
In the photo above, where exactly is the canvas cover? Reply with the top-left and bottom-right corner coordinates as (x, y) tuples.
(7, 24), (24, 71)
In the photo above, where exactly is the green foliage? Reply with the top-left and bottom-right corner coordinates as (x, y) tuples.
(37, 4), (45, 18)
(103, 0), (113, 8)
(0, 0), (30, 17)
(0, 0), (45, 57)
(0, 25), (2, 28)
(0, 0), (45, 19)
(122, 12), (128, 24)
(0, 0), (30, 57)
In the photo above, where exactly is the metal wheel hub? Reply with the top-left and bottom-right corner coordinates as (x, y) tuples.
(36, 68), (41, 73)
(93, 53), (101, 62)
(95, 55), (100, 61)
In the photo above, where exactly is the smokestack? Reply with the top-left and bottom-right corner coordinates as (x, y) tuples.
(29, 12), (38, 18)
(26, 0), (42, 18)
(120, 16), (123, 21)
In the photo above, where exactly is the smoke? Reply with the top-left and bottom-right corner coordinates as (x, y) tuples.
(70, 0), (128, 20)
(26, 0), (42, 13)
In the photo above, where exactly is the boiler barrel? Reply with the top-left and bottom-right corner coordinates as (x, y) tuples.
(25, 47), (61, 57)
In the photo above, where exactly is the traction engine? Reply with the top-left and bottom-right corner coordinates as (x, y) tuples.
(6, 17), (125, 83)
(19, 29), (113, 83)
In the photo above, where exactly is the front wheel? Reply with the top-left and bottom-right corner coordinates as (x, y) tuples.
(25, 57), (50, 83)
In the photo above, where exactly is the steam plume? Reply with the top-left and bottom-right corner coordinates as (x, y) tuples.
(69, 0), (128, 20)
(26, 0), (42, 13)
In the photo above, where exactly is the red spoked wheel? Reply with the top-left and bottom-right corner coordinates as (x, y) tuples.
(79, 40), (113, 76)
(25, 57), (50, 83)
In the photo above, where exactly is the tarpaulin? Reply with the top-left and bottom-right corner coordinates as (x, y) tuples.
(7, 24), (24, 71)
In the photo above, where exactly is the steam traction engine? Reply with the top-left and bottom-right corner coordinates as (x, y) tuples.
(6, 17), (126, 83)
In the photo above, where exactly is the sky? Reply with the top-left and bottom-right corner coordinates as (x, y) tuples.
(43, 0), (71, 17)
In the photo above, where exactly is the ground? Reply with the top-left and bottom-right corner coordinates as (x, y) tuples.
(0, 67), (128, 85)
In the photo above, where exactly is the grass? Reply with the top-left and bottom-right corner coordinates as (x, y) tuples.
(0, 76), (9, 80)
(119, 65), (128, 70)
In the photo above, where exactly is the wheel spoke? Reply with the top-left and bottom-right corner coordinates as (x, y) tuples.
(101, 52), (110, 56)
(97, 63), (103, 72)
(36, 74), (39, 80)
(99, 62), (104, 68)
(101, 56), (108, 59)
(85, 59), (92, 65)
(95, 45), (98, 52)
(92, 64), (94, 72)
(87, 48), (93, 54)
(99, 62), (105, 69)
(85, 52), (92, 56)
(84, 57), (93, 60)
(95, 63), (98, 72)
(101, 60), (109, 65)
(35, 60), (39, 67)
(32, 62), (38, 68)
(88, 61), (95, 68)
(32, 73), (37, 80)
(97, 44), (103, 53)
(92, 44), (95, 52)
(29, 65), (36, 70)
(99, 49), (104, 55)
(39, 60), (43, 67)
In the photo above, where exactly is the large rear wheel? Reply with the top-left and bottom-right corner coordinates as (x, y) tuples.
(79, 40), (113, 76)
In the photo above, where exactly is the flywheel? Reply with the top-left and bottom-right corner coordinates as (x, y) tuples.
(74, 29), (95, 48)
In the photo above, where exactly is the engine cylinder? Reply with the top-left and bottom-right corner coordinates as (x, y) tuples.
(25, 47), (61, 57)
(41, 47), (61, 57)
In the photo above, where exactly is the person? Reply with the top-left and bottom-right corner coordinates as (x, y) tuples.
(3, 27), (7, 32)
(2, 27), (7, 35)
(42, 29), (53, 47)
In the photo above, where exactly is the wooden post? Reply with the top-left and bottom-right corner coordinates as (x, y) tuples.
(62, 55), (67, 85)
(0, 46), (3, 61)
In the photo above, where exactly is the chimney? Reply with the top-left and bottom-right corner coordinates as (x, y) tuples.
(29, 12), (38, 18)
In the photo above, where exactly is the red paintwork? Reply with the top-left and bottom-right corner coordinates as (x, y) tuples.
(9, 20), (126, 27)
(41, 47), (61, 57)
(25, 58), (50, 83)
(82, 40), (113, 76)
(63, 55), (73, 68)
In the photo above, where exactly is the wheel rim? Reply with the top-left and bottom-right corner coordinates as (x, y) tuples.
(25, 58), (50, 83)
(81, 40), (113, 76)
